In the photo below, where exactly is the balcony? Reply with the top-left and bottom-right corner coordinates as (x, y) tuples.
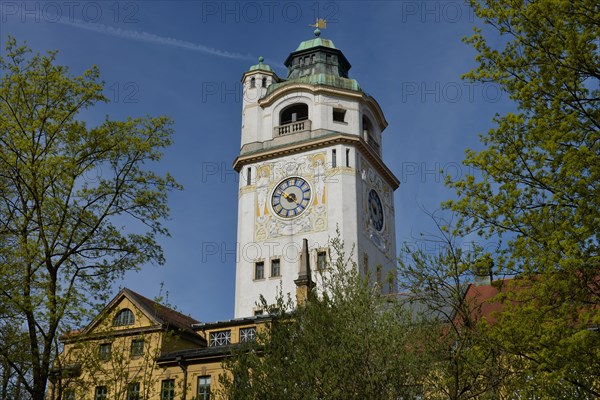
(273, 119), (312, 137)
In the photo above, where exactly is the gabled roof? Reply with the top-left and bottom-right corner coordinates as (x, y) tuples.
(123, 288), (199, 335)
(66, 287), (200, 340)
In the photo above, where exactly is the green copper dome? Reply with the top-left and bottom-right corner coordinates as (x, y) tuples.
(248, 56), (273, 72)
(295, 37), (337, 51)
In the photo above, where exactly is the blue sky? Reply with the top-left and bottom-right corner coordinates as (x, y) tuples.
(1, 1), (513, 323)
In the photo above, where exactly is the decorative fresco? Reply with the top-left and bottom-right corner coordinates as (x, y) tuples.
(253, 152), (328, 241)
(359, 156), (393, 257)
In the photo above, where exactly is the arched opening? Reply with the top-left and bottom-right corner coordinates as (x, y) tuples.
(363, 116), (380, 154)
(250, 77), (256, 88)
(362, 116), (373, 141)
(262, 77), (267, 88)
(280, 103), (309, 125)
(113, 308), (134, 326)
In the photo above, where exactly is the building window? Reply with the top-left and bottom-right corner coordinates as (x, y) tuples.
(332, 149), (337, 168)
(254, 261), (264, 280)
(332, 108), (346, 122)
(209, 330), (231, 346)
(270, 259), (280, 277)
(130, 339), (144, 357)
(64, 389), (75, 400)
(346, 148), (350, 167)
(197, 376), (211, 400)
(246, 167), (252, 186)
(253, 309), (263, 316)
(240, 327), (257, 343)
(160, 379), (175, 400)
(317, 251), (327, 270)
(250, 77), (255, 88)
(99, 343), (111, 361)
(261, 77), (267, 88)
(362, 253), (369, 276)
(95, 386), (108, 400)
(376, 265), (382, 285)
(127, 383), (140, 400)
(113, 309), (134, 326)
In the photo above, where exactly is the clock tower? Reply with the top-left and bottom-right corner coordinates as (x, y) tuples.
(233, 30), (400, 318)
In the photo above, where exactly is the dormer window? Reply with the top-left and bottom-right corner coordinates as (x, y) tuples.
(250, 77), (256, 88)
(113, 308), (134, 326)
(280, 103), (309, 125)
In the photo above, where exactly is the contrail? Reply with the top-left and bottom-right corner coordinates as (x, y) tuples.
(1, 5), (256, 61)
(57, 18), (256, 61)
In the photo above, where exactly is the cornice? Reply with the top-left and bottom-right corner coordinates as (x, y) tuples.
(233, 133), (400, 190)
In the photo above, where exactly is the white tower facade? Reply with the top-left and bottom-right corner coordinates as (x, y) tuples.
(233, 33), (400, 318)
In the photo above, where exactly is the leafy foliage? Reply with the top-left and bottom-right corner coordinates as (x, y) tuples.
(443, 0), (599, 396)
(219, 237), (430, 400)
(399, 212), (509, 400)
(0, 37), (180, 400)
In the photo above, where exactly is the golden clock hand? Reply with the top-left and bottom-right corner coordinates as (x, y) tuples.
(281, 190), (298, 206)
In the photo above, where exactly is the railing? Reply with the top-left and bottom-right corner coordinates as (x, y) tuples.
(274, 119), (312, 136)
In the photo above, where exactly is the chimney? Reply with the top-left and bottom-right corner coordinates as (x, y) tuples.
(294, 238), (316, 306)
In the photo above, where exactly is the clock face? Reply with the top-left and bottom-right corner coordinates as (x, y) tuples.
(368, 189), (384, 231)
(271, 177), (312, 218)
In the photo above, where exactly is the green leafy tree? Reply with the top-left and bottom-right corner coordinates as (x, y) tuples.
(219, 237), (430, 400)
(399, 212), (510, 400)
(0, 37), (181, 400)
(444, 0), (599, 396)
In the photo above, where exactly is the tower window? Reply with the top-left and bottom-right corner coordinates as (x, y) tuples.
(254, 261), (265, 280)
(346, 148), (350, 167)
(246, 167), (252, 186)
(362, 253), (369, 276)
(250, 77), (255, 88)
(317, 251), (327, 270)
(333, 108), (346, 123)
(262, 77), (267, 88)
(332, 149), (337, 168)
(280, 103), (308, 125)
(271, 259), (281, 277)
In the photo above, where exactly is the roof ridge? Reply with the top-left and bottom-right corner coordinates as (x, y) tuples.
(123, 287), (199, 325)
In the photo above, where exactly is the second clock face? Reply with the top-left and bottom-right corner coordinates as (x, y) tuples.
(368, 189), (384, 231)
(271, 177), (312, 218)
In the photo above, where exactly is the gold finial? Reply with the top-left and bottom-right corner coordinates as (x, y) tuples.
(309, 18), (327, 30)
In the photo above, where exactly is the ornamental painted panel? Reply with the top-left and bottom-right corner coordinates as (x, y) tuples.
(360, 156), (392, 257)
(254, 152), (328, 241)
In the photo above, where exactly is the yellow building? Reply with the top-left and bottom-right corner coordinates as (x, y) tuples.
(53, 288), (273, 400)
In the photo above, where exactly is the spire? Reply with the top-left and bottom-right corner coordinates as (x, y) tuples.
(294, 238), (316, 306)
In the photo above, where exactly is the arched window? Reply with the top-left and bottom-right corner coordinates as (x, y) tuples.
(280, 103), (309, 125)
(362, 116), (373, 141)
(250, 77), (256, 88)
(363, 116), (380, 153)
(113, 309), (134, 326)
(262, 77), (267, 88)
